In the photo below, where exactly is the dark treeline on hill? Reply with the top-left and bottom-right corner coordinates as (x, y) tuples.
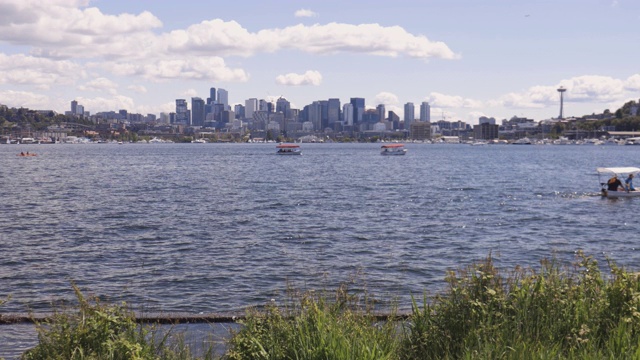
(572, 99), (640, 131)
(0, 106), (91, 132)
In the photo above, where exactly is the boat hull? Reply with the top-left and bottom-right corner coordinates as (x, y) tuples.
(602, 189), (640, 198)
(380, 150), (407, 155)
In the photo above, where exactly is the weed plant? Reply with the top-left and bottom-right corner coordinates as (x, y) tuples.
(21, 284), (212, 360)
(17, 252), (640, 359)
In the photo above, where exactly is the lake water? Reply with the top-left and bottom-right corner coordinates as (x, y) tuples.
(2, 142), (640, 357)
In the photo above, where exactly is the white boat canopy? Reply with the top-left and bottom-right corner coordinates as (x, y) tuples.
(596, 167), (640, 175)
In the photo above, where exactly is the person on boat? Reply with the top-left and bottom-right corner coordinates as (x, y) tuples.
(20, 152), (25, 156)
(625, 174), (635, 191)
(607, 176), (625, 191)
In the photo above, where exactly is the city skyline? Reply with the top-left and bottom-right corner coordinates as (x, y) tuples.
(1, 0), (639, 124)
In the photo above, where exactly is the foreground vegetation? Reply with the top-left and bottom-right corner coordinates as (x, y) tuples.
(17, 252), (640, 359)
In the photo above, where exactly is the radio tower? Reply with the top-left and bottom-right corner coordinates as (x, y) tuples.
(557, 86), (566, 119)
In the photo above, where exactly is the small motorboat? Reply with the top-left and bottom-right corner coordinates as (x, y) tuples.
(381, 144), (407, 155)
(276, 143), (302, 155)
(597, 167), (640, 198)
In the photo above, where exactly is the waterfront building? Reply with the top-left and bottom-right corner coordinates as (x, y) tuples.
(350, 98), (365, 124)
(404, 102), (415, 128)
(410, 121), (431, 140)
(420, 101), (431, 122)
(473, 123), (499, 140)
(191, 97), (205, 126)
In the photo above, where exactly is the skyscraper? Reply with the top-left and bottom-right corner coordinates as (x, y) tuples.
(70, 100), (78, 115)
(217, 88), (229, 110)
(404, 102), (415, 127)
(420, 101), (431, 122)
(350, 98), (365, 124)
(376, 104), (386, 122)
(207, 87), (216, 105)
(327, 98), (341, 127)
(276, 97), (291, 118)
(342, 103), (354, 126)
(245, 98), (258, 119)
(175, 99), (190, 125)
(191, 97), (205, 126)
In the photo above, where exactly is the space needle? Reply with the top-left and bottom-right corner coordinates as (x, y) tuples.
(557, 86), (566, 119)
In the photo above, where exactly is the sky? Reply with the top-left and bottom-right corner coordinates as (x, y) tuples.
(1, 0), (639, 124)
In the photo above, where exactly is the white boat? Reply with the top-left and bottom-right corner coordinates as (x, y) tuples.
(381, 144), (407, 155)
(276, 143), (302, 155)
(512, 137), (532, 145)
(597, 167), (640, 198)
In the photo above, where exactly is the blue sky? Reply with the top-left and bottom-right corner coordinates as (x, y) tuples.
(1, 0), (639, 124)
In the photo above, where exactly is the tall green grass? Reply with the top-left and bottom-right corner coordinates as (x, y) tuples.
(21, 283), (212, 360)
(18, 253), (640, 359)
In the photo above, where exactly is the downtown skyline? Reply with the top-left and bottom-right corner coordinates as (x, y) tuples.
(1, 0), (640, 124)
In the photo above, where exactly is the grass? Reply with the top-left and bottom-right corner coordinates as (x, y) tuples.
(21, 283), (213, 360)
(16, 252), (640, 359)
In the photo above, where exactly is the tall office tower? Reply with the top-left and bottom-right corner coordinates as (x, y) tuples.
(350, 98), (365, 124)
(259, 99), (270, 112)
(308, 101), (322, 131)
(420, 101), (431, 122)
(342, 103), (354, 126)
(557, 86), (566, 119)
(388, 111), (400, 130)
(191, 97), (205, 126)
(404, 102), (415, 127)
(217, 88), (229, 110)
(376, 104), (386, 122)
(234, 104), (245, 119)
(175, 99), (190, 125)
(70, 100), (78, 115)
(245, 98), (258, 119)
(319, 100), (329, 130)
(77, 105), (84, 117)
(327, 98), (341, 127)
(208, 87), (216, 104)
(276, 97), (291, 117)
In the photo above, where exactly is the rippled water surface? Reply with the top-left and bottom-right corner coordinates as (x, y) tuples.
(2, 142), (640, 356)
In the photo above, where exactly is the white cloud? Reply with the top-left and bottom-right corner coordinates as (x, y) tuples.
(127, 85), (148, 94)
(0, 53), (81, 88)
(76, 95), (135, 113)
(157, 20), (458, 60)
(493, 74), (633, 110)
(428, 92), (483, 108)
(181, 89), (199, 97)
(78, 77), (118, 94)
(0, 0), (161, 50)
(295, 9), (318, 18)
(626, 74), (640, 91)
(0, 90), (51, 109)
(276, 70), (322, 86)
(373, 92), (400, 106)
(103, 57), (249, 82)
